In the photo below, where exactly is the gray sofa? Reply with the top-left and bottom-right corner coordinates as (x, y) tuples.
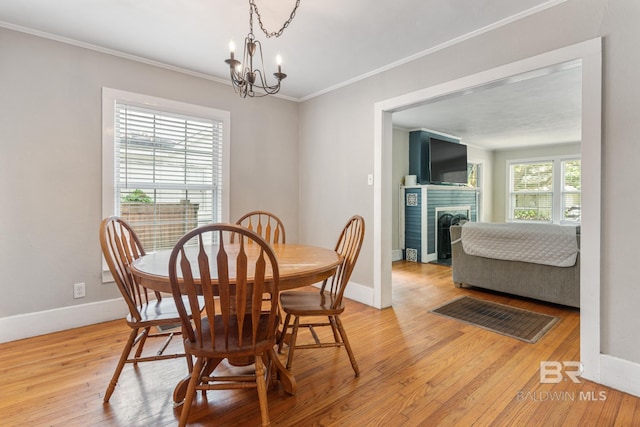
(450, 224), (580, 308)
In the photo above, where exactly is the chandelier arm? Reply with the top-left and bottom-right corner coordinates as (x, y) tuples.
(253, 42), (279, 89)
(251, 70), (281, 93)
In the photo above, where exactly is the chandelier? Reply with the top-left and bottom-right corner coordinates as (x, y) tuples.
(225, 0), (301, 98)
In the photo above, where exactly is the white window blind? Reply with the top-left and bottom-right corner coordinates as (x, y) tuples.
(114, 102), (223, 251)
(509, 161), (554, 222)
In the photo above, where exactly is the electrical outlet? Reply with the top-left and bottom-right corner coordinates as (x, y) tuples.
(73, 282), (86, 299)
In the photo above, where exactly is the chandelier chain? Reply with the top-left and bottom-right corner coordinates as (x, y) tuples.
(250, 0), (301, 38)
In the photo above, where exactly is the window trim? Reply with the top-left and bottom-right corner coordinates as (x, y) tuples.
(506, 154), (580, 225)
(101, 88), (230, 281)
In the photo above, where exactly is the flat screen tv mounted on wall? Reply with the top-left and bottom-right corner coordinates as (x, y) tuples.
(429, 138), (468, 184)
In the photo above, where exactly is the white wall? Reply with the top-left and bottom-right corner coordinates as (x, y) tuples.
(0, 28), (299, 332)
(391, 127), (409, 254)
(467, 144), (494, 222)
(299, 0), (640, 371)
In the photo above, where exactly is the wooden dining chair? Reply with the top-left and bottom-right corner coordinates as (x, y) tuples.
(169, 223), (281, 427)
(99, 216), (200, 403)
(235, 210), (286, 244)
(235, 211), (286, 314)
(276, 215), (365, 377)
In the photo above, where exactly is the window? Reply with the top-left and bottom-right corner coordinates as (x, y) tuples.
(508, 156), (580, 224)
(467, 163), (479, 188)
(467, 162), (483, 221)
(509, 161), (553, 222)
(102, 88), (230, 262)
(562, 159), (581, 222)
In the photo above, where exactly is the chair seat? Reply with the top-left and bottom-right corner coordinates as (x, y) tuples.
(126, 295), (203, 326)
(184, 314), (275, 359)
(280, 290), (345, 316)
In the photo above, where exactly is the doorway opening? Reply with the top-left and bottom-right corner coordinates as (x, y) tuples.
(374, 38), (601, 381)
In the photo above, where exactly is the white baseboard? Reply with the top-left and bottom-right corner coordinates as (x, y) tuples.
(424, 252), (437, 263)
(0, 298), (126, 344)
(391, 249), (403, 262)
(598, 354), (640, 398)
(312, 280), (374, 307)
(343, 281), (375, 306)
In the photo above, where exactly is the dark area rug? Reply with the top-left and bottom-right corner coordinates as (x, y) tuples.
(429, 296), (559, 343)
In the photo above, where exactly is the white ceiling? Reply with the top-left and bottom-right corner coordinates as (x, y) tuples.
(393, 62), (582, 150)
(0, 0), (579, 149)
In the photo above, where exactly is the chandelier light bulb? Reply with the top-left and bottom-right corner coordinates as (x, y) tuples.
(229, 40), (236, 60)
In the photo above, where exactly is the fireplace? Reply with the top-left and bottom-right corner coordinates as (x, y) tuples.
(435, 206), (470, 263)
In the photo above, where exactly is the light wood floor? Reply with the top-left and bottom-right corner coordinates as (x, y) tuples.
(2, 261), (639, 426)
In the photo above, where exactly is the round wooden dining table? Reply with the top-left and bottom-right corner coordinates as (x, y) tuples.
(128, 243), (341, 403)
(131, 243), (341, 293)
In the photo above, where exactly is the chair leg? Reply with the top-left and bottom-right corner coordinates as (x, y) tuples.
(335, 316), (360, 377)
(178, 356), (205, 427)
(104, 328), (138, 402)
(267, 347), (297, 395)
(285, 316), (300, 370)
(277, 313), (292, 354)
(186, 353), (194, 373)
(133, 327), (151, 360)
(255, 354), (271, 427)
(328, 316), (341, 342)
(181, 324), (194, 373)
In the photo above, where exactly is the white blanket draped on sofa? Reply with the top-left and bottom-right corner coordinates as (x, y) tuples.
(460, 222), (579, 267)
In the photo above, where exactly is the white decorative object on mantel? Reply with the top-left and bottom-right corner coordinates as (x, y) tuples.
(404, 175), (417, 186)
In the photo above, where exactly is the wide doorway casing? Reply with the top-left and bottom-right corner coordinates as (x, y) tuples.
(373, 39), (602, 382)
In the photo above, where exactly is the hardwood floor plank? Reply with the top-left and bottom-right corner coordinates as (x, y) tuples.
(0, 261), (638, 426)
(615, 392), (640, 425)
